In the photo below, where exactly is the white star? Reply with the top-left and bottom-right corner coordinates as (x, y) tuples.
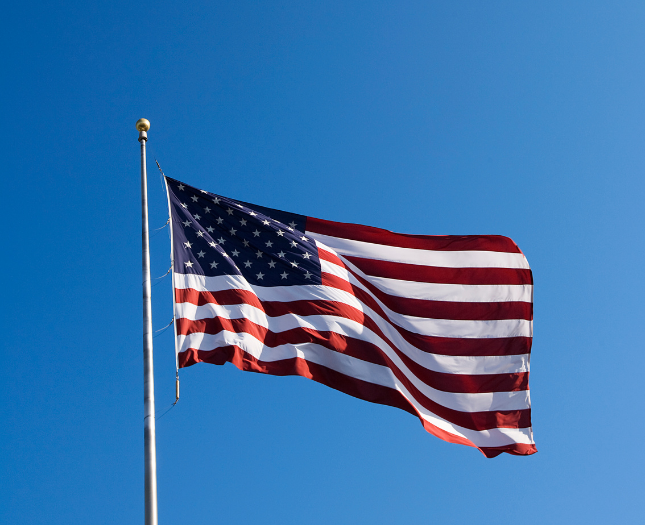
(197, 251), (205, 258)
(182, 220), (191, 227)
(231, 249), (240, 257)
(181, 203), (188, 209)
(240, 218), (247, 226)
(276, 229), (284, 236)
(178, 184), (185, 191)
(242, 239), (250, 247)
(256, 250), (263, 259)
(256, 272), (264, 280)
(289, 221), (297, 229)
(226, 208), (234, 215)
(184, 261), (193, 268)
(262, 219), (270, 226)
(191, 195), (198, 202)
(253, 230), (261, 237)
(287, 226), (294, 231)
(304, 271), (312, 279)
(229, 227), (237, 236)
(217, 237), (226, 244)
(207, 226), (214, 233)
(302, 252), (311, 259)
(194, 214), (201, 220)
(210, 261), (218, 269)
(196, 231), (204, 237)
(268, 260), (276, 268)
(301, 236), (308, 242)
(216, 217), (224, 224)
(204, 207), (211, 213)
(277, 251), (286, 258)
(249, 211), (257, 216)
(213, 197), (220, 204)
(209, 241), (217, 248)
(222, 252), (229, 258)
(290, 240), (298, 248)
(280, 271), (288, 279)
(184, 241), (192, 248)
(243, 260), (252, 268)
(265, 240), (273, 248)
(290, 261), (298, 268)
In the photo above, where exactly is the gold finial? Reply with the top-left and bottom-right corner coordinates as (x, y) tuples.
(136, 118), (151, 132)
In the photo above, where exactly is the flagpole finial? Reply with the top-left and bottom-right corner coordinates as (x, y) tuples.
(136, 118), (150, 142)
(136, 118), (150, 132)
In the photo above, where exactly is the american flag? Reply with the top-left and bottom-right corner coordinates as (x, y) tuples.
(166, 177), (535, 458)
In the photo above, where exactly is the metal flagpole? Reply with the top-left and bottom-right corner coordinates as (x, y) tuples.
(137, 118), (158, 525)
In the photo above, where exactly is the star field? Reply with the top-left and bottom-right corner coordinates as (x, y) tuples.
(167, 177), (322, 287)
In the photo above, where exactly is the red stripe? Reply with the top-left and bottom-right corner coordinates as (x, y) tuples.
(319, 249), (532, 321)
(178, 315), (392, 369)
(180, 345), (418, 410)
(175, 292), (533, 432)
(326, 269), (532, 321)
(317, 249), (532, 354)
(326, 275), (532, 357)
(478, 443), (538, 458)
(176, 283), (530, 366)
(331, 270), (532, 321)
(414, 419), (537, 457)
(176, 313), (529, 394)
(307, 217), (524, 253)
(343, 256), (533, 285)
(178, 343), (531, 432)
(320, 271), (530, 358)
(180, 344), (536, 457)
(176, 287), (530, 392)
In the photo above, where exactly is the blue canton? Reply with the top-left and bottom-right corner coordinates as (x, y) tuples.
(167, 177), (322, 287)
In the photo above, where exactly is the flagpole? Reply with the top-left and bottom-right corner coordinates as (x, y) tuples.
(137, 118), (158, 525)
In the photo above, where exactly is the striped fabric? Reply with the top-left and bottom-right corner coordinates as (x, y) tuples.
(167, 177), (535, 458)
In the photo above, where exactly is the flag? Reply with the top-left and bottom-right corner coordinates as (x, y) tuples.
(165, 177), (536, 458)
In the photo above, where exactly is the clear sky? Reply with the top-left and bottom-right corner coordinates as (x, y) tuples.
(2, 1), (644, 524)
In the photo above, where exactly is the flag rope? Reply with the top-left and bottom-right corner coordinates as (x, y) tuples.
(154, 317), (174, 335)
(161, 162), (181, 403)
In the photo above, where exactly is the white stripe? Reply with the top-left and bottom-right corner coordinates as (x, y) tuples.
(322, 260), (532, 303)
(175, 271), (532, 339)
(178, 328), (534, 448)
(179, 329), (529, 412)
(174, 271), (252, 293)
(407, 390), (535, 448)
(177, 291), (529, 377)
(320, 259), (532, 338)
(174, 273), (530, 375)
(309, 233), (530, 269)
(370, 276), (532, 303)
(394, 380), (534, 448)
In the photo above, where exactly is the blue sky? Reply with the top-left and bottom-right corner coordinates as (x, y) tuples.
(2, 2), (644, 523)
